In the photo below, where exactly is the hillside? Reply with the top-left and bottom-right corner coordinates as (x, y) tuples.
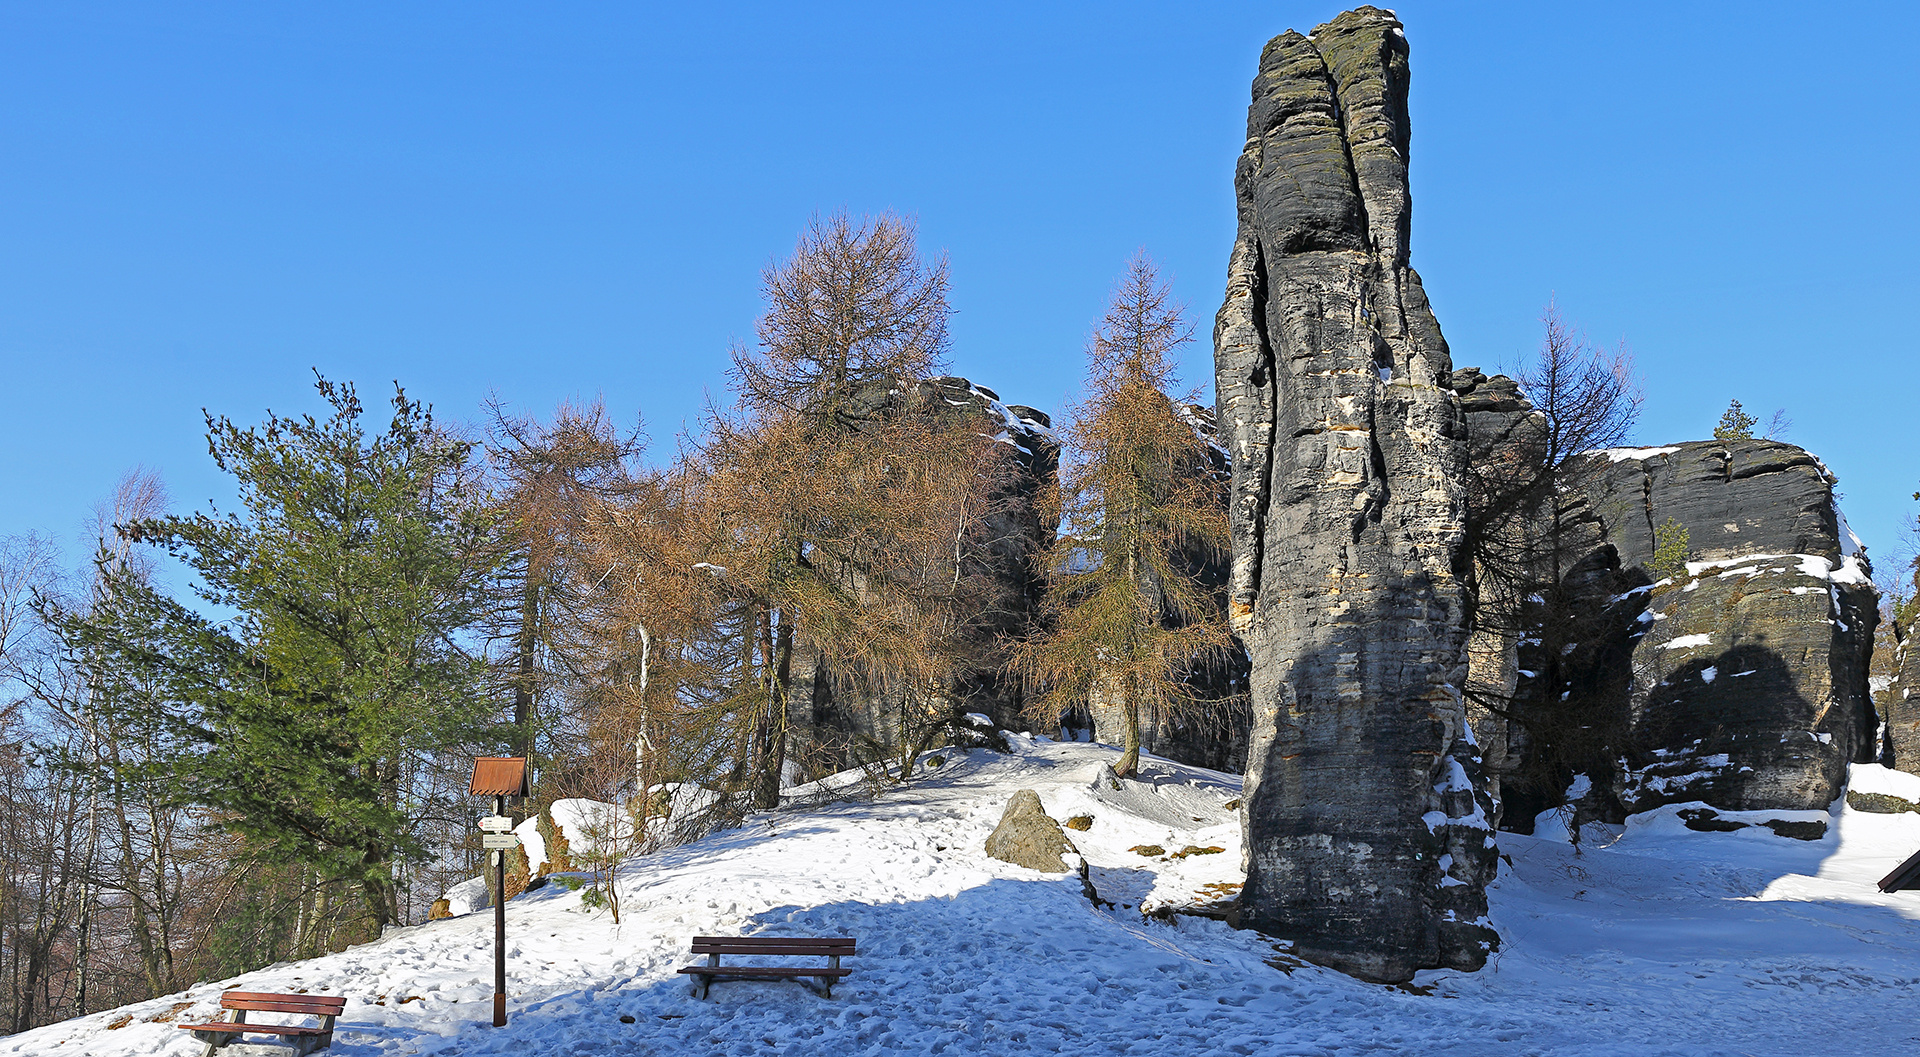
(5, 737), (1919, 1057)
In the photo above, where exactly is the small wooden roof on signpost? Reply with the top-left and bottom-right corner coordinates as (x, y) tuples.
(469, 757), (529, 798)
(1877, 847), (1920, 893)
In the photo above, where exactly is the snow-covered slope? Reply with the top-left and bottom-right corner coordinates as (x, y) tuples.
(7, 739), (1920, 1056)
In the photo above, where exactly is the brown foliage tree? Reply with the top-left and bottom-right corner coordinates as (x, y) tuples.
(1012, 255), (1236, 778)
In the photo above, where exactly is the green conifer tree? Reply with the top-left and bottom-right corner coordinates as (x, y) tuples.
(46, 378), (498, 932)
(1713, 399), (1757, 440)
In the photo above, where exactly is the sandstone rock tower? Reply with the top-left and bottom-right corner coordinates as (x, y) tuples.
(1213, 7), (1497, 982)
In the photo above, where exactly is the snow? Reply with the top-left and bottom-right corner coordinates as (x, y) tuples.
(1593, 445), (1680, 462)
(1700, 666), (1718, 684)
(1835, 504), (1866, 557)
(10, 743), (1920, 1057)
(1850, 762), (1920, 802)
(1679, 552), (1869, 586)
(1661, 633), (1714, 651)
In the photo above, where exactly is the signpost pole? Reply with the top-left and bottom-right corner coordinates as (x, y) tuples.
(493, 792), (508, 1028)
(469, 756), (525, 1031)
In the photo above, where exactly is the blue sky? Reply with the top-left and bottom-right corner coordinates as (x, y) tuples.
(3, 2), (1916, 580)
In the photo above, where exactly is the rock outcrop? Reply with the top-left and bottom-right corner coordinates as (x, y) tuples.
(1213, 8), (1496, 983)
(1449, 368), (1542, 815)
(1519, 440), (1880, 822)
(1882, 620), (1920, 773)
(984, 790), (1080, 873)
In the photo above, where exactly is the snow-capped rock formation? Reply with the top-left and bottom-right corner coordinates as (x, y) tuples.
(1513, 439), (1880, 831)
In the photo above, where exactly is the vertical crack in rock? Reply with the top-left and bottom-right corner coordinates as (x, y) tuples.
(1214, 7), (1496, 983)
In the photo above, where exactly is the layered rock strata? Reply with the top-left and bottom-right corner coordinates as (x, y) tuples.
(1449, 368), (1542, 817)
(1213, 8), (1495, 982)
(1538, 440), (1879, 823)
(1887, 625), (1920, 772)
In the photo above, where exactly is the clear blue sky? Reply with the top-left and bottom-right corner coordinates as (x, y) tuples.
(4, 2), (1916, 579)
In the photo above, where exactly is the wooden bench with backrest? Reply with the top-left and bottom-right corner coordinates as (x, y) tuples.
(678, 935), (856, 998)
(176, 991), (346, 1056)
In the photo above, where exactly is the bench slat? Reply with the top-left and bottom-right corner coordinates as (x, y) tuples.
(178, 1023), (329, 1036)
(677, 967), (854, 978)
(692, 937), (852, 948)
(695, 943), (852, 951)
(690, 945), (856, 957)
(221, 992), (347, 1014)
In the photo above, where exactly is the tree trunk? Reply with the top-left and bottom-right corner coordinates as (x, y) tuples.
(752, 615), (794, 809)
(1115, 699), (1142, 779)
(510, 570), (543, 761)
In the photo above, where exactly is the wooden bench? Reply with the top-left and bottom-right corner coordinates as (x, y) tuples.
(176, 991), (345, 1056)
(678, 936), (855, 998)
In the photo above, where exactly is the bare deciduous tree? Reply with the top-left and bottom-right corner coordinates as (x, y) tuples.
(1462, 303), (1642, 830)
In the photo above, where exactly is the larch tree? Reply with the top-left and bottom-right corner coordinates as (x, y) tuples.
(1012, 255), (1235, 779)
(483, 399), (646, 769)
(584, 210), (1015, 810)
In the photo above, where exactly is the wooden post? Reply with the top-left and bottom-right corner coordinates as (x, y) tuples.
(493, 792), (508, 1027)
(469, 757), (526, 1029)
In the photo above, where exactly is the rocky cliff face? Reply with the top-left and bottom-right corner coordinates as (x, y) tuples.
(1525, 440), (1880, 832)
(1448, 368), (1542, 816)
(1213, 7), (1496, 983)
(1886, 623), (1920, 773)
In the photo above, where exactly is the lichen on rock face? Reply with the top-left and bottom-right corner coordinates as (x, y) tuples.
(1214, 6), (1496, 984)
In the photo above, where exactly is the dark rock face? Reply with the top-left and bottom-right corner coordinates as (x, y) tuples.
(786, 377), (1060, 773)
(984, 790), (1079, 873)
(1449, 368), (1541, 817)
(1885, 623), (1920, 773)
(1537, 440), (1878, 817)
(1213, 8), (1496, 983)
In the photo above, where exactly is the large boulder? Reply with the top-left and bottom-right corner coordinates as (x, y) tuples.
(984, 790), (1079, 873)
(1524, 439), (1879, 818)
(1212, 7), (1496, 982)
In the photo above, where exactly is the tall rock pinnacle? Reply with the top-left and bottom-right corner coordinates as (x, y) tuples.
(1213, 7), (1498, 982)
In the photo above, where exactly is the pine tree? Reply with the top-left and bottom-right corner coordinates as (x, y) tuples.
(1713, 399), (1757, 440)
(45, 378), (498, 932)
(1013, 255), (1236, 779)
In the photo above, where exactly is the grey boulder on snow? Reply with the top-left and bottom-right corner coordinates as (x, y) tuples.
(984, 790), (1080, 874)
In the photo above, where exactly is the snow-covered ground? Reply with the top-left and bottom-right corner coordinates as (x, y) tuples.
(8, 737), (1920, 1057)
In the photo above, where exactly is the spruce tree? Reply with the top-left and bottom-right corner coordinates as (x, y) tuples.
(46, 378), (497, 932)
(1713, 399), (1757, 440)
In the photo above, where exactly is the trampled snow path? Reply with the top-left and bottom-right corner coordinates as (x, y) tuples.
(8, 737), (1920, 1056)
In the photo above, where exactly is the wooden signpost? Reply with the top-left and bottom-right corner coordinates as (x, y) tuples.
(469, 757), (530, 1028)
